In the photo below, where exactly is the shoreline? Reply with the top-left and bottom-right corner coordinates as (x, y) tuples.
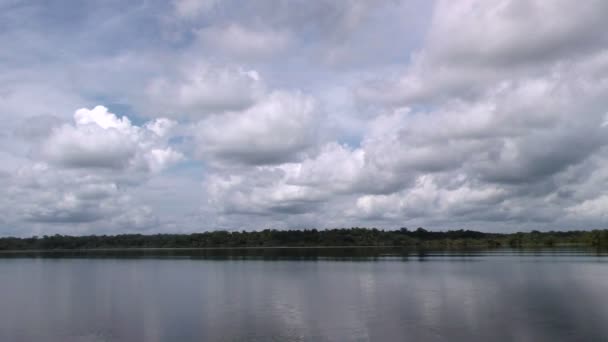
(0, 243), (597, 253)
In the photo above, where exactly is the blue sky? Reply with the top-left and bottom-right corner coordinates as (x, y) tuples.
(2, 0), (608, 236)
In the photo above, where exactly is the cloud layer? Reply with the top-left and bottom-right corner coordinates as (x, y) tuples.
(2, 0), (608, 235)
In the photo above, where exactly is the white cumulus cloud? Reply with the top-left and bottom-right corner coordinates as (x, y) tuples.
(43, 106), (182, 173)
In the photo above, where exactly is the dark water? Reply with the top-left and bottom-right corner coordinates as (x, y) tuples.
(0, 248), (607, 342)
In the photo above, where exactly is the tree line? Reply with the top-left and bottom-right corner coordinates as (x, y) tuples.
(1, 228), (608, 250)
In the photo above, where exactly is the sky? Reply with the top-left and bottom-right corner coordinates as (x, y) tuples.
(2, 0), (608, 236)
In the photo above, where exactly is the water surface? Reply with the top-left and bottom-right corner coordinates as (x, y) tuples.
(0, 248), (606, 341)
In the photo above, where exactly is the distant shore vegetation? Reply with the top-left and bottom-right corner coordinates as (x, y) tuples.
(1, 228), (608, 251)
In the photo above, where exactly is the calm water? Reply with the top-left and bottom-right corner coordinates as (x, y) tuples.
(0, 248), (607, 341)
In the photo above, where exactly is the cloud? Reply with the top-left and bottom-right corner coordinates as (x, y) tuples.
(199, 0), (608, 229)
(43, 106), (182, 172)
(145, 63), (264, 118)
(567, 195), (608, 222)
(205, 168), (324, 217)
(426, 0), (608, 68)
(285, 143), (365, 192)
(357, 0), (608, 106)
(194, 91), (319, 166)
(5, 0), (608, 234)
(196, 24), (290, 59)
(0, 161), (156, 230)
(353, 175), (507, 222)
(23, 182), (121, 223)
(173, 0), (219, 18)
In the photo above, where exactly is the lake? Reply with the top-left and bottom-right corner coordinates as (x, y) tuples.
(0, 248), (607, 341)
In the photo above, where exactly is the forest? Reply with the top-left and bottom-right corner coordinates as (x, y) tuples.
(1, 228), (608, 250)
